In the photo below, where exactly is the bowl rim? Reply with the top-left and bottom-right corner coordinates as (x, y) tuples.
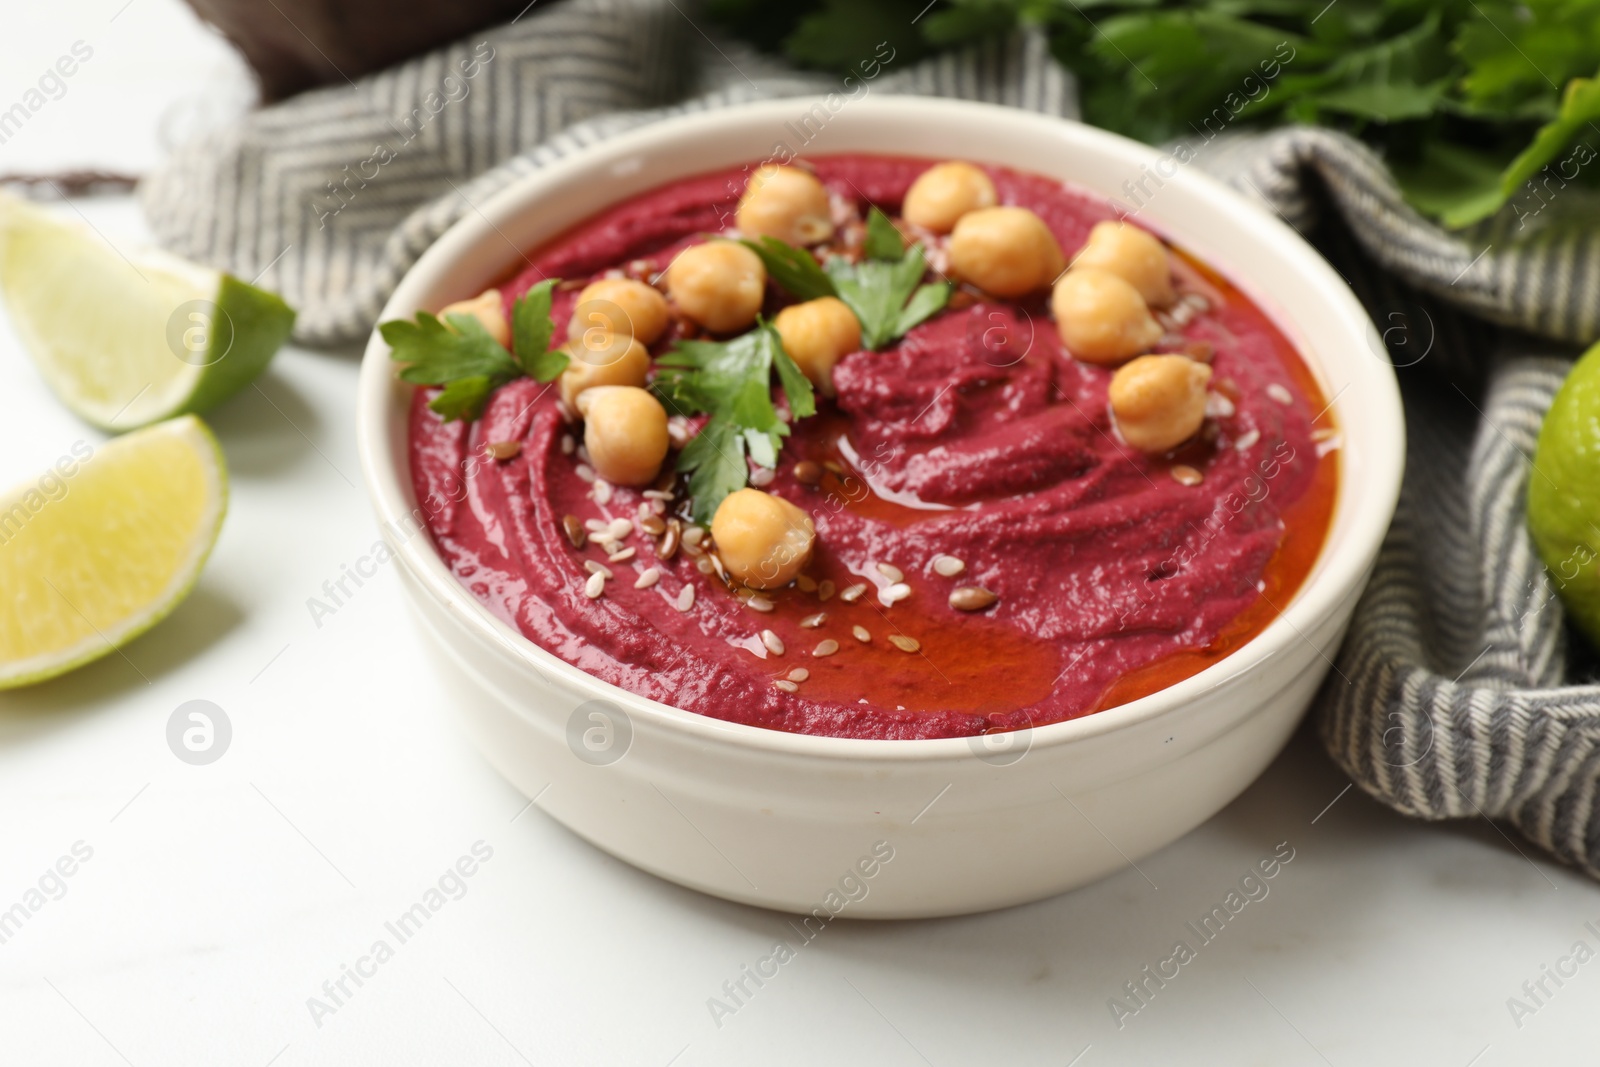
(356, 95), (1404, 762)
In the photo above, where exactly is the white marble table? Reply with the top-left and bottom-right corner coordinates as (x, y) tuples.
(2, 4), (1596, 1064)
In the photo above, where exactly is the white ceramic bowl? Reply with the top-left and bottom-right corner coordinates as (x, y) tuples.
(357, 97), (1403, 918)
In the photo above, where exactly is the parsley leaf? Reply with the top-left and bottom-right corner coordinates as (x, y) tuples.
(862, 205), (906, 261)
(741, 236), (838, 300)
(653, 320), (816, 521)
(826, 240), (950, 350)
(383, 280), (566, 422)
(383, 312), (521, 387)
(512, 279), (569, 381)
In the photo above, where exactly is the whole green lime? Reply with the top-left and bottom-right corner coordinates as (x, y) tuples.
(1529, 341), (1600, 646)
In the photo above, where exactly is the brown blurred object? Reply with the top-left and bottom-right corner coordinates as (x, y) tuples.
(180, 0), (535, 100)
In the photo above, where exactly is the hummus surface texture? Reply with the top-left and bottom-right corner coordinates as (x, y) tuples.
(408, 155), (1336, 740)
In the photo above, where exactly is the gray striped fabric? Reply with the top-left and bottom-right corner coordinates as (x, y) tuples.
(140, 0), (1600, 877)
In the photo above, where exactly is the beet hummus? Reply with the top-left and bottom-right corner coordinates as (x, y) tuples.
(405, 155), (1338, 740)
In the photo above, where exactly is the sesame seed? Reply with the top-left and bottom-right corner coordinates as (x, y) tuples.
(882, 583), (912, 605)
(683, 525), (706, 547)
(787, 668), (810, 683)
(761, 630), (785, 655)
(876, 562), (904, 583)
(852, 625), (871, 643)
(584, 572), (606, 599)
(747, 594), (775, 613)
(1267, 383), (1294, 405)
(657, 519), (680, 560)
(774, 680), (799, 693)
(585, 518), (610, 533)
(817, 580), (836, 601)
(796, 575), (818, 592)
(800, 612), (827, 628)
(750, 466), (776, 487)
(675, 585), (695, 611)
(575, 463), (596, 483)
(1234, 429), (1262, 451)
(794, 460), (823, 486)
(1207, 393), (1235, 419)
(709, 554), (729, 583)
(583, 560), (612, 577)
(640, 515), (666, 536)
(949, 586), (998, 611)
(813, 639), (840, 657)
(592, 480), (613, 505)
(932, 555), (965, 577)
(485, 440), (520, 460)
(1170, 464), (1203, 487)
(839, 583), (868, 603)
(561, 435), (576, 455)
(696, 558), (714, 574)
(635, 568), (661, 589)
(608, 547), (636, 563)
(888, 634), (921, 653)
(561, 515), (586, 549)
(642, 489), (674, 501)
(1312, 427), (1338, 442)
(607, 518), (633, 541)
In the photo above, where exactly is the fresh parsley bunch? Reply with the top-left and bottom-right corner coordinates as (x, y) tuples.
(710, 0), (1600, 228)
(382, 279), (569, 421)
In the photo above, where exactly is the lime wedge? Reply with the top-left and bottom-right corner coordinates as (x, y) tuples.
(0, 415), (227, 689)
(0, 192), (295, 431)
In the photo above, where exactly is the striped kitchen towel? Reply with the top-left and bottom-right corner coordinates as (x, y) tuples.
(140, 0), (1600, 878)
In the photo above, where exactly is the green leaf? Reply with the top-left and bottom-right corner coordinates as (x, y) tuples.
(863, 206), (906, 260)
(772, 340), (818, 420)
(783, 0), (932, 74)
(384, 311), (521, 386)
(895, 281), (952, 336)
(1282, 11), (1452, 123)
(653, 321), (812, 520)
(741, 237), (837, 300)
(826, 242), (940, 349)
(512, 278), (568, 381)
(428, 375), (496, 422)
(1391, 140), (1512, 228)
(1498, 72), (1600, 198)
(383, 281), (565, 422)
(677, 419), (749, 524)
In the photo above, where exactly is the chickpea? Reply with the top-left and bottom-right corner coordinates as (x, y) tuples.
(666, 241), (767, 334)
(1109, 354), (1212, 454)
(439, 288), (510, 348)
(711, 487), (815, 590)
(948, 206), (1066, 298)
(558, 332), (650, 410)
(576, 386), (670, 487)
(568, 278), (671, 347)
(1051, 268), (1162, 365)
(1070, 221), (1175, 307)
(737, 164), (835, 247)
(902, 161), (997, 234)
(773, 297), (861, 395)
